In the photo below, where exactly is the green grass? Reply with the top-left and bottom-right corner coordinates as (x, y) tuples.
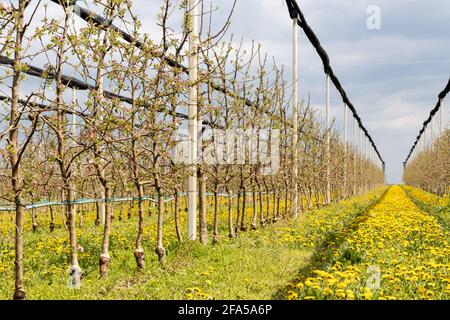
(273, 187), (389, 299)
(0, 219), (311, 300)
(402, 186), (450, 230)
(0, 188), (386, 300)
(281, 186), (450, 300)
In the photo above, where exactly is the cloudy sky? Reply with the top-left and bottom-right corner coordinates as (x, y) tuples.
(3, 0), (448, 183)
(132, 0), (450, 183)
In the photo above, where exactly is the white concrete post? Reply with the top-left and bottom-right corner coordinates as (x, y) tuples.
(188, 0), (199, 240)
(292, 18), (299, 217)
(325, 75), (331, 204)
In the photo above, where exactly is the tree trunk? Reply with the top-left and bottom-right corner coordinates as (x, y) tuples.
(99, 185), (112, 277)
(277, 191), (281, 220)
(198, 169), (208, 244)
(148, 200), (153, 217)
(284, 188), (289, 219)
(315, 189), (321, 208)
(272, 189), (278, 222)
(251, 188), (257, 230)
(240, 186), (248, 232)
(66, 185), (82, 289)
(235, 191), (241, 235)
(212, 190), (219, 244)
(98, 187), (106, 225)
(95, 201), (100, 226)
(78, 205), (83, 228)
(49, 206), (55, 232)
(258, 188), (265, 227)
(174, 190), (183, 242)
(307, 187), (313, 209)
(13, 202), (25, 300)
(128, 199), (133, 220)
(134, 185), (145, 269)
(111, 201), (115, 221)
(10, 5), (26, 299)
(118, 200), (124, 221)
(227, 188), (234, 238)
(61, 189), (68, 230)
(155, 190), (166, 264)
(31, 208), (38, 233)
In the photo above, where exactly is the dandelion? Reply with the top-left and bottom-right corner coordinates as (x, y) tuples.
(323, 288), (334, 295)
(284, 186), (450, 300)
(287, 291), (298, 300)
(304, 279), (315, 287)
(362, 289), (373, 300)
(335, 289), (346, 299)
(296, 282), (304, 290)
